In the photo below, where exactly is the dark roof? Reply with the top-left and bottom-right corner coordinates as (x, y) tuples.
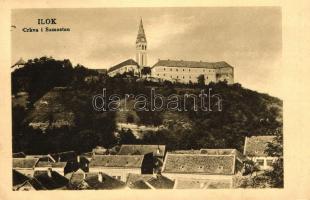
(126, 173), (174, 189)
(15, 178), (46, 190)
(108, 59), (139, 73)
(13, 170), (29, 186)
(93, 69), (107, 74)
(13, 158), (39, 169)
(84, 173), (126, 189)
(162, 153), (235, 175)
(244, 136), (277, 157)
(147, 175), (175, 189)
(118, 144), (166, 157)
(35, 161), (67, 168)
(34, 170), (68, 190)
(89, 155), (144, 168)
(13, 152), (26, 158)
(152, 59), (233, 69)
(50, 151), (77, 162)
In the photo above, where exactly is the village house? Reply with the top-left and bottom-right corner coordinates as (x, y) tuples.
(13, 158), (39, 177)
(88, 155), (153, 182)
(244, 135), (277, 170)
(34, 161), (68, 176)
(161, 149), (245, 189)
(67, 169), (126, 190)
(126, 173), (175, 189)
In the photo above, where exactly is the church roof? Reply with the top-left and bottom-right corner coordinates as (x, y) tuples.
(152, 59), (233, 69)
(108, 59), (139, 73)
(136, 18), (147, 43)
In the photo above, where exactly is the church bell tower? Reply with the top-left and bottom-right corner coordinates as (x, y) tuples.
(136, 18), (147, 67)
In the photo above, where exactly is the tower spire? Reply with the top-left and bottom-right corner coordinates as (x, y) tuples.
(136, 18), (147, 67)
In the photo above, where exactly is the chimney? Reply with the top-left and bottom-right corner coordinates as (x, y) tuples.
(47, 168), (52, 178)
(98, 172), (103, 183)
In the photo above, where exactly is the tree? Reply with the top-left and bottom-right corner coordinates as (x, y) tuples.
(197, 74), (205, 86)
(141, 67), (151, 77)
(118, 129), (137, 144)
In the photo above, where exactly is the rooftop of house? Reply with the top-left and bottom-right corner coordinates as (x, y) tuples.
(108, 59), (139, 73)
(15, 178), (46, 190)
(13, 152), (26, 158)
(13, 170), (30, 186)
(13, 158), (39, 169)
(244, 135), (277, 157)
(35, 161), (67, 168)
(126, 173), (174, 189)
(200, 149), (247, 162)
(152, 59), (233, 69)
(118, 144), (166, 157)
(84, 172), (126, 189)
(162, 153), (236, 175)
(89, 155), (144, 168)
(50, 151), (77, 162)
(33, 170), (68, 190)
(174, 178), (232, 189)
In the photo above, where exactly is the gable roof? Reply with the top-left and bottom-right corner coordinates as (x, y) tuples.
(108, 59), (139, 73)
(35, 161), (67, 168)
(13, 152), (26, 158)
(50, 151), (77, 162)
(89, 155), (144, 168)
(84, 172), (126, 189)
(118, 144), (166, 157)
(33, 171), (68, 190)
(244, 136), (277, 157)
(162, 153), (236, 175)
(15, 178), (46, 190)
(13, 170), (30, 186)
(13, 158), (39, 169)
(152, 59), (233, 69)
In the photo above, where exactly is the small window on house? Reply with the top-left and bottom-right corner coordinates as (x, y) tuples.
(256, 159), (264, 166)
(189, 69), (191, 72)
(180, 166), (185, 169)
(170, 68), (172, 71)
(266, 159), (273, 166)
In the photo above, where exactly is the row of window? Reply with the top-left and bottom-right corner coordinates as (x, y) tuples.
(256, 158), (274, 167)
(160, 68), (214, 73)
(156, 74), (210, 80)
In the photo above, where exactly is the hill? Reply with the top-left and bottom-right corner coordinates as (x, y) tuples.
(12, 57), (282, 154)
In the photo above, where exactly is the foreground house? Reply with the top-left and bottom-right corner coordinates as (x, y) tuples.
(35, 161), (68, 176)
(126, 173), (174, 189)
(67, 169), (126, 190)
(244, 135), (277, 170)
(89, 155), (152, 182)
(161, 149), (245, 189)
(13, 158), (39, 177)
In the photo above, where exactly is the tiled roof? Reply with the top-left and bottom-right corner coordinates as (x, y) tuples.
(170, 150), (201, 154)
(200, 149), (247, 162)
(50, 151), (77, 162)
(13, 158), (39, 169)
(126, 173), (175, 189)
(152, 59), (233, 69)
(84, 173), (126, 189)
(118, 144), (166, 157)
(244, 136), (276, 157)
(35, 161), (67, 168)
(162, 153), (235, 175)
(33, 171), (68, 190)
(13, 152), (26, 158)
(89, 155), (144, 168)
(174, 178), (231, 189)
(108, 59), (139, 73)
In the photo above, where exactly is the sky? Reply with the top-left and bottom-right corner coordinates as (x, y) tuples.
(11, 7), (282, 97)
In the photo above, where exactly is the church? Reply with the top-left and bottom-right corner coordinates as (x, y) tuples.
(107, 18), (234, 84)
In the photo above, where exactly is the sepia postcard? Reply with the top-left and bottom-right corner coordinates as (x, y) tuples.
(0, 0), (310, 199)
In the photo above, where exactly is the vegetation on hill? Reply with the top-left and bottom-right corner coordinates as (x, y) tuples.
(12, 57), (283, 156)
